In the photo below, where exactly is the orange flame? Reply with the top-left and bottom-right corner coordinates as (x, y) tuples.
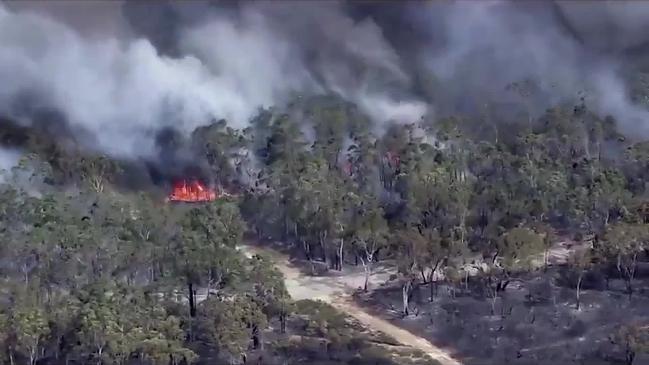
(168, 179), (218, 202)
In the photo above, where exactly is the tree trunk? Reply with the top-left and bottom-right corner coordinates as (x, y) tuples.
(283, 209), (289, 240)
(294, 222), (298, 240)
(252, 324), (260, 350)
(337, 238), (344, 271)
(487, 279), (498, 315)
(188, 281), (196, 317)
(625, 345), (635, 365)
(360, 256), (371, 292)
(420, 268), (427, 284)
(54, 335), (62, 360)
(428, 261), (441, 302)
(576, 274), (582, 310)
(500, 280), (511, 292)
(22, 264), (29, 288)
(543, 249), (549, 271)
(402, 280), (413, 316)
(364, 265), (370, 292)
(303, 239), (312, 261)
(626, 278), (633, 299)
(280, 313), (286, 334)
(490, 292), (497, 316)
(206, 270), (212, 299)
(627, 253), (638, 299)
(320, 231), (327, 264)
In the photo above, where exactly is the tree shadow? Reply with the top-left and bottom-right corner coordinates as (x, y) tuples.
(358, 270), (649, 365)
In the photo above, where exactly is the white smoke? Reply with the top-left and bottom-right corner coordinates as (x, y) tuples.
(418, 0), (649, 135)
(556, 1), (649, 52)
(8, 0), (649, 161)
(179, 8), (318, 112)
(0, 5), (295, 157)
(591, 68), (649, 138)
(180, 2), (427, 126)
(0, 148), (21, 183)
(421, 1), (585, 110)
(0, 2), (425, 160)
(356, 95), (427, 127)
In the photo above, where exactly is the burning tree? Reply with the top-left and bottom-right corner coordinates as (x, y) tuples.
(168, 179), (218, 203)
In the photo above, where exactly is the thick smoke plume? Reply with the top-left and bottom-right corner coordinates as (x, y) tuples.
(1, 0), (649, 163)
(0, 0), (425, 159)
(405, 1), (649, 137)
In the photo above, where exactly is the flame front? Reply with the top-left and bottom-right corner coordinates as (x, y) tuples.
(168, 179), (218, 202)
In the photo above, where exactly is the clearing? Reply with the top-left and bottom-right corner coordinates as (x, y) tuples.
(238, 243), (463, 365)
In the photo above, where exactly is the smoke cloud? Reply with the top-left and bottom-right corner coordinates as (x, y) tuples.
(0, 1), (425, 160)
(1, 0), (649, 163)
(404, 1), (649, 136)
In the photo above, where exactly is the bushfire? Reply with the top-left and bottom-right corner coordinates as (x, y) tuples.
(167, 179), (218, 203)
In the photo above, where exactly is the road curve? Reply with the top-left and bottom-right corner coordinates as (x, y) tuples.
(238, 243), (463, 365)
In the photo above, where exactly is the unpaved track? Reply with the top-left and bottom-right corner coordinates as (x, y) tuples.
(238, 244), (462, 365)
(332, 298), (462, 365)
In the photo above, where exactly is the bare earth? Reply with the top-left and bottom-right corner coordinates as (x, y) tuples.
(237, 244), (463, 365)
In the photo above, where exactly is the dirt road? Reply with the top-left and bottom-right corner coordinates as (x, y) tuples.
(238, 244), (462, 365)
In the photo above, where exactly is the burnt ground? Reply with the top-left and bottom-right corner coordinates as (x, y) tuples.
(359, 268), (649, 365)
(241, 238), (649, 364)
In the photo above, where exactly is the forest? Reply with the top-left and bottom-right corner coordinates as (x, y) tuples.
(1, 90), (649, 364)
(3, 1), (649, 365)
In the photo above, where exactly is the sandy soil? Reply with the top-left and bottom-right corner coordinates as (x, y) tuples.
(237, 243), (463, 365)
(333, 298), (462, 365)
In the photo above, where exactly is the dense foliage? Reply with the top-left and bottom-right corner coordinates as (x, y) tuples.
(2, 94), (649, 364)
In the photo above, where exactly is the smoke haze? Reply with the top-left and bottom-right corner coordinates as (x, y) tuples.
(0, 147), (21, 182)
(1, 0), (649, 160)
(407, 1), (649, 137)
